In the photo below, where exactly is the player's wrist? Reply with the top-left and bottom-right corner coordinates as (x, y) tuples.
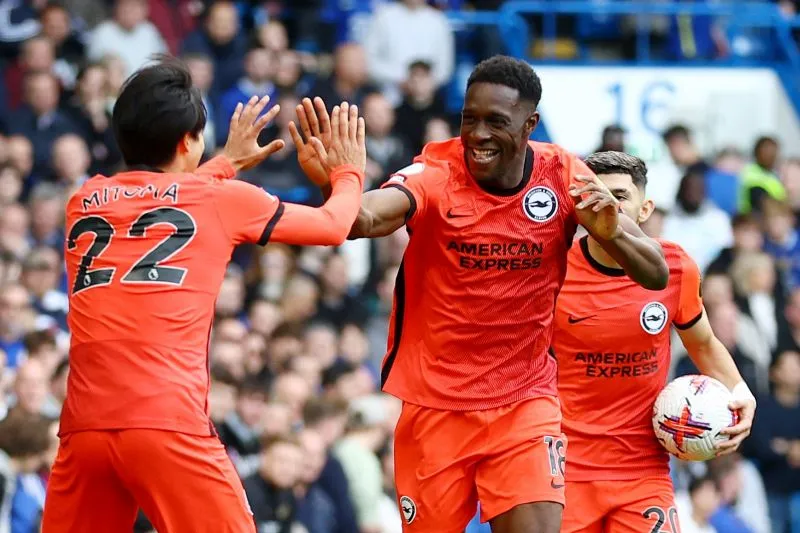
(731, 381), (756, 405)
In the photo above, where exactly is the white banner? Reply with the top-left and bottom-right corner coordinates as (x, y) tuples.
(534, 66), (800, 164)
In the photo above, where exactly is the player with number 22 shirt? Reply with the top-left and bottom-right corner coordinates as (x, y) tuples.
(295, 55), (668, 533)
(42, 57), (367, 533)
(552, 151), (757, 533)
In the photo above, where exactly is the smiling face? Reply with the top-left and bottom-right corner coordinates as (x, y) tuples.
(460, 82), (538, 183)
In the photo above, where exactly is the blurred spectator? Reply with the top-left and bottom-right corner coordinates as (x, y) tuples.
(87, 0), (167, 77)
(763, 200), (800, 290)
(50, 134), (91, 193)
(778, 288), (800, 354)
(660, 124), (709, 210)
(6, 135), (35, 190)
(314, 253), (369, 329)
(217, 377), (268, 478)
(730, 252), (785, 354)
(707, 454), (771, 533)
(744, 349), (800, 533)
(180, 0), (246, 94)
(243, 434), (304, 532)
(64, 62), (122, 174)
(0, 410), (52, 533)
(217, 45), (277, 146)
(781, 159), (800, 219)
(10, 357), (58, 418)
(39, 2), (86, 89)
(5, 35), (57, 110)
(423, 116), (453, 145)
(662, 169), (733, 273)
(594, 124), (626, 153)
(363, 0), (455, 105)
(707, 214), (763, 276)
(183, 52), (216, 155)
(26, 183), (65, 252)
(394, 60), (448, 156)
(307, 43), (376, 112)
(0, 284), (31, 369)
(334, 395), (393, 533)
(740, 136), (787, 215)
(295, 428), (337, 533)
(20, 247), (67, 332)
(7, 71), (78, 177)
(302, 399), (360, 532)
(705, 147), (745, 217)
(0, 164), (23, 206)
(676, 475), (721, 533)
(363, 92), (411, 188)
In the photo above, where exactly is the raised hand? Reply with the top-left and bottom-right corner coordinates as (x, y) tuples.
(308, 101), (366, 175)
(570, 174), (621, 241)
(223, 95), (285, 172)
(288, 96), (332, 187)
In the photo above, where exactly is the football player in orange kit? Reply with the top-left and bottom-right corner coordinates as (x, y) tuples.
(41, 57), (366, 533)
(552, 151), (757, 533)
(293, 55), (669, 533)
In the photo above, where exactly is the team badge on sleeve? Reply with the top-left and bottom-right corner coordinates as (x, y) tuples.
(640, 302), (668, 335)
(399, 496), (417, 524)
(523, 186), (558, 222)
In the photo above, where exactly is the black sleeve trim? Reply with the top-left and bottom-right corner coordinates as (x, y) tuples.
(674, 310), (703, 330)
(258, 201), (285, 245)
(383, 183), (416, 223)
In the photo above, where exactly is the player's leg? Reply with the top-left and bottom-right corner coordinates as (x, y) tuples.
(393, 402), (481, 533)
(475, 396), (565, 533)
(604, 476), (679, 533)
(42, 432), (139, 533)
(560, 481), (607, 533)
(115, 429), (256, 533)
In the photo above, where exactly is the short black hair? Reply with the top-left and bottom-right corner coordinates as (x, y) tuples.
(584, 151), (648, 191)
(112, 55), (206, 168)
(662, 124), (691, 143)
(408, 60), (432, 73)
(688, 474), (718, 496)
(466, 55), (542, 107)
(753, 135), (778, 157)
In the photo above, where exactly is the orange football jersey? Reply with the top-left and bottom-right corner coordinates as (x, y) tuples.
(61, 157), (363, 436)
(553, 237), (703, 481)
(379, 138), (587, 410)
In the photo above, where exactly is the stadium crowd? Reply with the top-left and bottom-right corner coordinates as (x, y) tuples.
(0, 0), (798, 532)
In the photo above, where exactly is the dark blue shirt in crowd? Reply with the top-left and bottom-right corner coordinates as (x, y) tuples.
(742, 393), (800, 495)
(315, 454), (359, 533)
(705, 168), (739, 217)
(764, 232), (800, 291)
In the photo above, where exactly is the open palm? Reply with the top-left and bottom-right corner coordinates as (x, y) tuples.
(288, 97), (333, 187)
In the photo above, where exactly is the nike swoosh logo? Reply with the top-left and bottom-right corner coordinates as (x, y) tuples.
(550, 480), (565, 489)
(446, 209), (469, 218)
(567, 315), (595, 324)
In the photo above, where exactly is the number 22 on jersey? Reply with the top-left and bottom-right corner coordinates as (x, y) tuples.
(68, 207), (196, 295)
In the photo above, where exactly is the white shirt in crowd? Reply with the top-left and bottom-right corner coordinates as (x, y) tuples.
(362, 2), (454, 105)
(88, 19), (167, 78)
(675, 492), (718, 533)
(662, 202), (733, 273)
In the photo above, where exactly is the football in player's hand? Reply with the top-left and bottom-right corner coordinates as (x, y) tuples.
(652, 375), (737, 461)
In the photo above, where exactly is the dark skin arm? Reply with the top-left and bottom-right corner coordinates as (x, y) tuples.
(572, 174), (669, 290)
(347, 187), (411, 239)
